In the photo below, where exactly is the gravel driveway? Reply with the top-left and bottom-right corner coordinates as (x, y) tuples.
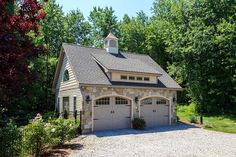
(68, 123), (236, 157)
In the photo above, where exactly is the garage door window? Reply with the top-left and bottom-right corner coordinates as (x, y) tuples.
(142, 98), (152, 105)
(115, 97), (128, 105)
(156, 99), (167, 104)
(96, 97), (110, 105)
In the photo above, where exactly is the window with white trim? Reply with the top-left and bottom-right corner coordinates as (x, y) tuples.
(96, 97), (110, 105)
(115, 97), (128, 105)
(142, 98), (152, 105)
(156, 99), (167, 104)
(129, 76), (135, 80)
(144, 77), (150, 81)
(136, 77), (142, 81)
(121, 75), (127, 80)
(63, 70), (69, 82)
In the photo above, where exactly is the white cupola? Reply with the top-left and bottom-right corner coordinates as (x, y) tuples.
(104, 32), (118, 54)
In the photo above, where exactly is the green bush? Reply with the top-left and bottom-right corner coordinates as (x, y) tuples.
(189, 115), (197, 123)
(63, 110), (69, 119)
(48, 118), (80, 146)
(203, 121), (213, 128)
(0, 120), (22, 157)
(23, 120), (49, 157)
(132, 118), (146, 130)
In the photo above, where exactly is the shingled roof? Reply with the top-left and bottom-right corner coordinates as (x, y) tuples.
(54, 43), (182, 89)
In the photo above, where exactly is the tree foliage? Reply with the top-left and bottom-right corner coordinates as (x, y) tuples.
(0, 0), (46, 109)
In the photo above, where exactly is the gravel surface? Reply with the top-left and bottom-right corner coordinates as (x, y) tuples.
(68, 123), (236, 157)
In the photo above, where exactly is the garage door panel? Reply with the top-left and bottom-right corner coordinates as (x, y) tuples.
(140, 97), (169, 128)
(94, 105), (112, 119)
(113, 105), (130, 117)
(113, 117), (130, 129)
(94, 119), (113, 131)
(94, 96), (131, 131)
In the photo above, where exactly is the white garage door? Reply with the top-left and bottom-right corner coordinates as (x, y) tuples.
(140, 97), (169, 128)
(93, 97), (131, 131)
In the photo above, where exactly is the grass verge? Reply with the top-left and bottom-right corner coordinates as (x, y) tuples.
(177, 103), (236, 133)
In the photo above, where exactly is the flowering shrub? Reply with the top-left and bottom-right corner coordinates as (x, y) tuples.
(23, 120), (49, 157)
(48, 118), (80, 146)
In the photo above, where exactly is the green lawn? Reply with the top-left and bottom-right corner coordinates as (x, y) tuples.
(177, 103), (236, 133)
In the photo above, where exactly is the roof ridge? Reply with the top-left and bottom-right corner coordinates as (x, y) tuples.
(62, 42), (150, 57)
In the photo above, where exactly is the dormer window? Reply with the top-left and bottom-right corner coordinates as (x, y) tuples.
(129, 76), (135, 80)
(121, 75), (127, 80)
(63, 70), (69, 82)
(136, 77), (142, 81)
(144, 77), (150, 81)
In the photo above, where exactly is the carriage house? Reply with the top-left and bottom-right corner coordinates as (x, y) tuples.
(52, 33), (182, 133)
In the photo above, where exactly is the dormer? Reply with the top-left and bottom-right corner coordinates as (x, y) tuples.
(104, 32), (118, 54)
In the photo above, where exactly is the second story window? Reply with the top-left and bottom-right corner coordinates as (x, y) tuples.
(63, 70), (69, 82)
(121, 75), (127, 80)
(129, 76), (135, 80)
(144, 77), (150, 81)
(136, 77), (142, 81)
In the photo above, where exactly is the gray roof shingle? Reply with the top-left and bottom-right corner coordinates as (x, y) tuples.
(62, 43), (182, 89)
(91, 53), (161, 75)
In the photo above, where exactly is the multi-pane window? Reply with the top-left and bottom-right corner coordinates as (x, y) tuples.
(96, 97), (110, 105)
(136, 77), (142, 81)
(63, 97), (69, 111)
(156, 99), (167, 104)
(129, 76), (135, 80)
(63, 70), (69, 82)
(115, 97), (128, 105)
(142, 98), (152, 105)
(144, 77), (150, 81)
(73, 97), (77, 111)
(121, 75), (127, 80)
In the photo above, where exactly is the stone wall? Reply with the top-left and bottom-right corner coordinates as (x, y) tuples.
(80, 86), (177, 133)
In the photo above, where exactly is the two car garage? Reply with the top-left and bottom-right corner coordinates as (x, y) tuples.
(93, 96), (170, 131)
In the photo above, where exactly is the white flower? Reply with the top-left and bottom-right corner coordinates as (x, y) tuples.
(51, 128), (56, 132)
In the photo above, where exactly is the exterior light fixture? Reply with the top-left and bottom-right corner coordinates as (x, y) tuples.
(85, 95), (91, 104)
(173, 96), (176, 102)
(135, 96), (139, 103)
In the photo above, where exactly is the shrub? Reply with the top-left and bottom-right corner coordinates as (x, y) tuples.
(132, 118), (146, 130)
(0, 120), (22, 157)
(23, 120), (49, 157)
(203, 121), (213, 128)
(48, 118), (80, 146)
(189, 115), (197, 123)
(63, 110), (69, 119)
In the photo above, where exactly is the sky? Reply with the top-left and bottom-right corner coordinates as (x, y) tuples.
(55, 0), (154, 20)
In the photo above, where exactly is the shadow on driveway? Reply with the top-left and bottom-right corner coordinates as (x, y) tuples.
(90, 123), (199, 137)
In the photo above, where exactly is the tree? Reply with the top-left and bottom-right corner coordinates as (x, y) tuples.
(118, 11), (148, 53)
(152, 0), (236, 114)
(89, 6), (118, 47)
(64, 9), (91, 45)
(0, 0), (46, 110)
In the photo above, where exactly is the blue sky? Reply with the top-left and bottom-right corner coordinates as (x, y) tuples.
(55, 0), (154, 20)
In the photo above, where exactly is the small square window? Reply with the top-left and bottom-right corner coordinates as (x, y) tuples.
(121, 75), (127, 80)
(144, 77), (150, 81)
(137, 77), (142, 81)
(129, 76), (135, 80)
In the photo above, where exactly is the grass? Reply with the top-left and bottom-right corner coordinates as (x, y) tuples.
(177, 103), (236, 133)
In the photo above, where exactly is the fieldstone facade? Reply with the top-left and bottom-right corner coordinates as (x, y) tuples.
(80, 86), (177, 133)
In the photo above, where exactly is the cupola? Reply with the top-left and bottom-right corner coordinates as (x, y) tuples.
(104, 32), (118, 54)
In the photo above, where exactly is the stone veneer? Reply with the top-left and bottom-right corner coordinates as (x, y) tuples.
(80, 86), (177, 133)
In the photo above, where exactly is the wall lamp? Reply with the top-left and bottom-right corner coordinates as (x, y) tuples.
(85, 95), (91, 104)
(135, 96), (139, 103)
(173, 96), (176, 102)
